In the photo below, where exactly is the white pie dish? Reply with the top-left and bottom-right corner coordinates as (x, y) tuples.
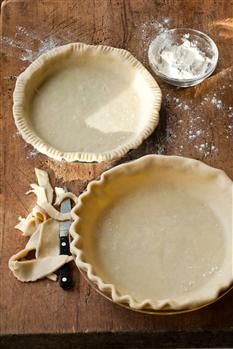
(70, 155), (233, 311)
(13, 43), (162, 162)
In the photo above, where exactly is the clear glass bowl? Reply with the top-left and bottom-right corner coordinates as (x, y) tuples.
(148, 28), (219, 87)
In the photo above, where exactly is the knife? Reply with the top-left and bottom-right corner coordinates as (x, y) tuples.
(59, 186), (73, 290)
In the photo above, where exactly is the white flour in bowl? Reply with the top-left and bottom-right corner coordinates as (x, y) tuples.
(157, 35), (211, 79)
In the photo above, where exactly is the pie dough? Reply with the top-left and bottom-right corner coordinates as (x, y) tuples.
(70, 155), (233, 310)
(9, 169), (77, 282)
(13, 43), (161, 162)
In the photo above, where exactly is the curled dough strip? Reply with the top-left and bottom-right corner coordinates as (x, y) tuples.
(9, 219), (74, 281)
(35, 168), (53, 203)
(9, 169), (77, 282)
(54, 192), (79, 206)
(29, 184), (71, 221)
(15, 205), (48, 237)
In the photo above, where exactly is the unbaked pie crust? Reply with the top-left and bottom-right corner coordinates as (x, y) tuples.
(13, 43), (161, 162)
(70, 155), (233, 310)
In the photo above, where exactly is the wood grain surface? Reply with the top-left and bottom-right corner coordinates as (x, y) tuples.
(0, 0), (233, 348)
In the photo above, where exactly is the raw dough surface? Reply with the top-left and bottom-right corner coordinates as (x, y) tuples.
(31, 58), (144, 152)
(71, 155), (233, 310)
(93, 186), (224, 303)
(13, 43), (162, 162)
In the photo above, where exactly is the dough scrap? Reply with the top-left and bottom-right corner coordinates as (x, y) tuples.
(9, 168), (77, 282)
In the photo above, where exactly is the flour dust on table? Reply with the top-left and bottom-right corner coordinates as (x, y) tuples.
(133, 17), (172, 64)
(1, 26), (62, 63)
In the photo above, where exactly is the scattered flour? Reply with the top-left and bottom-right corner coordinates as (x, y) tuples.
(173, 97), (190, 110)
(154, 143), (166, 155)
(164, 90), (233, 158)
(211, 96), (223, 109)
(134, 17), (171, 63)
(188, 129), (202, 140)
(171, 82), (232, 157)
(16, 26), (44, 43)
(12, 130), (21, 138)
(21, 37), (61, 62)
(140, 17), (171, 36)
(26, 148), (40, 159)
(1, 25), (69, 63)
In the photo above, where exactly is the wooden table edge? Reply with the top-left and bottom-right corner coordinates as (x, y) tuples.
(1, 329), (233, 348)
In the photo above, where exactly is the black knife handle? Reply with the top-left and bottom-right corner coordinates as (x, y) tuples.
(59, 236), (72, 290)
(59, 263), (73, 290)
(60, 236), (70, 255)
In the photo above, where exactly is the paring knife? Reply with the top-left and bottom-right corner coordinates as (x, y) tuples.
(59, 186), (73, 290)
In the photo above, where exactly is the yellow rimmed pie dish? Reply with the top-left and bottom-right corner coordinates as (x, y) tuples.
(13, 43), (161, 162)
(70, 155), (233, 311)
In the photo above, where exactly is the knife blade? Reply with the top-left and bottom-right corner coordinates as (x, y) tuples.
(59, 186), (73, 290)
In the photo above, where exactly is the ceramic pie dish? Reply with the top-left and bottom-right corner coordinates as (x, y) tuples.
(70, 155), (233, 311)
(13, 43), (161, 162)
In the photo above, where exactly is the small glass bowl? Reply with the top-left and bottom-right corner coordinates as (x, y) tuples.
(148, 28), (219, 87)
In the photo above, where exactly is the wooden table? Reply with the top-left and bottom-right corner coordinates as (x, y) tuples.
(1, 0), (233, 347)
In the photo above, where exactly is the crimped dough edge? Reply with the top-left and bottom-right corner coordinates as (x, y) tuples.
(70, 155), (233, 310)
(13, 42), (162, 163)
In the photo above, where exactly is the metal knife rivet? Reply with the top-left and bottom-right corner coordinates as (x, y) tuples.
(61, 242), (66, 246)
(62, 277), (68, 282)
